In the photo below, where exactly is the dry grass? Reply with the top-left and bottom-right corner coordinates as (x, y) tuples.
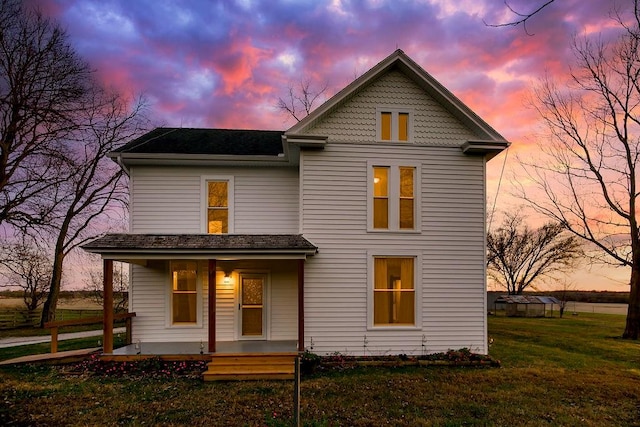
(0, 296), (101, 310)
(1, 313), (640, 426)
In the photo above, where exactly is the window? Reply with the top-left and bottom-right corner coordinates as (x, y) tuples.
(373, 257), (415, 326)
(371, 164), (417, 231)
(203, 177), (233, 234)
(377, 108), (412, 142)
(373, 167), (389, 229)
(171, 261), (198, 324)
(399, 167), (414, 229)
(207, 181), (228, 233)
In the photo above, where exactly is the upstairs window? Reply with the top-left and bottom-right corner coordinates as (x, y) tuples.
(371, 163), (418, 231)
(377, 108), (412, 142)
(204, 177), (234, 234)
(399, 167), (414, 229)
(373, 167), (389, 229)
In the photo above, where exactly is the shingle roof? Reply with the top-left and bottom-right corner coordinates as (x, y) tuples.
(82, 234), (317, 254)
(114, 128), (285, 156)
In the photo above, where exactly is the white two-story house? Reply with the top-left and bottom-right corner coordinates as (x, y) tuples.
(84, 50), (508, 375)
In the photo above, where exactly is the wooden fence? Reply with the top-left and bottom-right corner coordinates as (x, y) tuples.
(0, 309), (103, 330)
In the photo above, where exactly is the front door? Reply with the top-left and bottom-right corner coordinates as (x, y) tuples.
(239, 275), (266, 339)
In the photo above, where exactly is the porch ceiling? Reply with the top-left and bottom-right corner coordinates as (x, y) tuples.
(81, 233), (318, 262)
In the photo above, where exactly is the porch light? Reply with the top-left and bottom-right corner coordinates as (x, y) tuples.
(223, 273), (232, 285)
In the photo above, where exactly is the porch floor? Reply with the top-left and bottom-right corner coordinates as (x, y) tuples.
(110, 340), (298, 356)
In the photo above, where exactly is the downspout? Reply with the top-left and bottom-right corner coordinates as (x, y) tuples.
(114, 154), (130, 175)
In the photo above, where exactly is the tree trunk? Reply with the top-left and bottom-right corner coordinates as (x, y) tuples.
(39, 244), (65, 327)
(623, 262), (640, 339)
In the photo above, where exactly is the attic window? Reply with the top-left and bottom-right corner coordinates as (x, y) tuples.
(377, 108), (412, 142)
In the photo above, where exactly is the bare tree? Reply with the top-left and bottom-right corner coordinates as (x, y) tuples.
(555, 278), (575, 318)
(276, 80), (328, 122)
(517, 3), (640, 338)
(83, 254), (128, 311)
(0, 240), (51, 313)
(39, 88), (147, 325)
(0, 0), (91, 230)
(487, 213), (583, 295)
(485, 0), (556, 35)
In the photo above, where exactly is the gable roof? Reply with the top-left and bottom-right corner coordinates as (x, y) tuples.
(113, 128), (285, 156)
(286, 49), (508, 146)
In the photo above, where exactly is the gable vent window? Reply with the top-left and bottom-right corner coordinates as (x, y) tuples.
(377, 108), (412, 142)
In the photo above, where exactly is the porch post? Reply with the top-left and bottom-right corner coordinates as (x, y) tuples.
(208, 259), (216, 353)
(103, 259), (114, 353)
(298, 259), (304, 352)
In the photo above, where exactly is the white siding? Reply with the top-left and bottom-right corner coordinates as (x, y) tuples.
(130, 166), (299, 233)
(301, 143), (487, 356)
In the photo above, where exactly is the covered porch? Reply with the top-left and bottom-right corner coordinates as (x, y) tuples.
(82, 234), (317, 361)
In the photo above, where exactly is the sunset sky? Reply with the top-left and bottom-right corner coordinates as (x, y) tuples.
(31, 0), (633, 291)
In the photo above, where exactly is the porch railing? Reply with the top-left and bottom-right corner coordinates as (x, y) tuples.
(44, 312), (136, 353)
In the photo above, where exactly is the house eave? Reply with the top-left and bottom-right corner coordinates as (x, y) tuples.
(107, 151), (293, 169)
(283, 134), (327, 149)
(461, 140), (510, 161)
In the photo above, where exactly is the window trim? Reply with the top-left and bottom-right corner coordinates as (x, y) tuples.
(166, 260), (203, 328)
(376, 107), (414, 143)
(201, 176), (234, 234)
(367, 160), (421, 233)
(367, 251), (422, 331)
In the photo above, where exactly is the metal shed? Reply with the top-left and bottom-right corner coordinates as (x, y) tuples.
(494, 295), (561, 318)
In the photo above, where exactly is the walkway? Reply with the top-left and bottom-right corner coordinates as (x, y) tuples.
(0, 327), (126, 349)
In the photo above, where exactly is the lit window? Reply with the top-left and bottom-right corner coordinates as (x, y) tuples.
(373, 167), (389, 229)
(398, 113), (409, 141)
(399, 167), (414, 229)
(374, 257), (415, 326)
(381, 112), (392, 140)
(372, 165), (416, 231)
(207, 181), (228, 234)
(378, 109), (412, 142)
(171, 261), (197, 324)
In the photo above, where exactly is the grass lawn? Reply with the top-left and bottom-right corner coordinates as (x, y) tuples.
(1, 313), (640, 426)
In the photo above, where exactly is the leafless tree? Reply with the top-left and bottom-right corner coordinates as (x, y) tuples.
(487, 213), (583, 295)
(39, 88), (147, 325)
(82, 253), (128, 311)
(555, 278), (575, 318)
(516, 2), (640, 338)
(0, 0), (91, 230)
(276, 80), (328, 122)
(0, 240), (51, 313)
(484, 0), (556, 35)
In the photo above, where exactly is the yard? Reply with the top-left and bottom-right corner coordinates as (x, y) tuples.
(1, 313), (639, 426)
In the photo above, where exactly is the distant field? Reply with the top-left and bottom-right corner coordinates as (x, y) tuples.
(0, 297), (101, 310)
(569, 301), (628, 315)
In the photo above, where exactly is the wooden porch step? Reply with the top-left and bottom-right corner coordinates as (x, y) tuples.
(203, 353), (297, 381)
